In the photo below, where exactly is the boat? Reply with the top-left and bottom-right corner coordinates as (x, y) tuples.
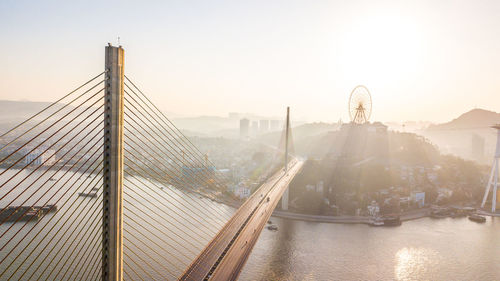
(0, 207), (41, 222)
(267, 224), (278, 231)
(382, 216), (402, 226)
(41, 204), (57, 213)
(369, 217), (384, 226)
(78, 192), (98, 198)
(468, 214), (486, 223)
(430, 213), (448, 219)
(430, 208), (451, 218)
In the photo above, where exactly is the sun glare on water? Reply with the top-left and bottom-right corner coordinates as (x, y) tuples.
(394, 247), (440, 281)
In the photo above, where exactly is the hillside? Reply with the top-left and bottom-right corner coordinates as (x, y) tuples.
(421, 108), (500, 164)
(427, 108), (500, 130)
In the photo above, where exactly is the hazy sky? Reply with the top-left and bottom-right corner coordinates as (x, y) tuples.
(1, 0), (499, 123)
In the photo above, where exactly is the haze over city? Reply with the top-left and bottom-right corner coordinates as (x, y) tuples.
(1, 0), (500, 122)
(1, 1), (500, 281)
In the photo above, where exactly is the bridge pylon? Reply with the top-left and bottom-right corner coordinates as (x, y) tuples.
(102, 44), (124, 281)
(282, 106), (291, 210)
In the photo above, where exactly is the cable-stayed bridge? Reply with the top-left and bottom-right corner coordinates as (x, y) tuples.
(0, 45), (303, 281)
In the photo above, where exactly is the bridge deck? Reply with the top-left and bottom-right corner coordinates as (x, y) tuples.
(179, 159), (303, 281)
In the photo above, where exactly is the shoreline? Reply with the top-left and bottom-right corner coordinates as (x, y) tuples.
(271, 208), (431, 225)
(270, 208), (500, 224)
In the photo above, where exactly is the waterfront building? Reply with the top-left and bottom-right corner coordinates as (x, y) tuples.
(411, 191), (426, 207)
(25, 149), (56, 166)
(367, 201), (380, 216)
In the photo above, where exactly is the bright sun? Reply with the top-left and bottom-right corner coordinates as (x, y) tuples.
(337, 12), (424, 87)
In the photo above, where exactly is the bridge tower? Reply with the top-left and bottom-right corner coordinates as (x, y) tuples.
(282, 106), (290, 210)
(481, 124), (500, 212)
(103, 44), (124, 281)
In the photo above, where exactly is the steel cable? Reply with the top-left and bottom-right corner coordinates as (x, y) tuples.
(124, 77), (228, 184)
(0, 73), (104, 150)
(123, 87), (230, 188)
(0, 149), (103, 278)
(122, 219), (186, 270)
(0, 120), (104, 233)
(123, 153), (229, 228)
(123, 235), (173, 279)
(123, 134), (232, 224)
(28, 186), (102, 280)
(0, 108), (104, 223)
(123, 245), (155, 281)
(0, 85), (104, 163)
(122, 203), (195, 262)
(123, 92), (228, 189)
(122, 180), (213, 242)
(0, 90), (104, 182)
(122, 198), (201, 256)
(123, 168), (221, 235)
(122, 118), (233, 220)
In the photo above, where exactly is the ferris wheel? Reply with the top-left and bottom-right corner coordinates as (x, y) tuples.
(348, 85), (372, 124)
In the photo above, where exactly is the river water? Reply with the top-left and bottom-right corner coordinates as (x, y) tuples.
(0, 168), (233, 280)
(240, 216), (500, 281)
(2, 168), (499, 280)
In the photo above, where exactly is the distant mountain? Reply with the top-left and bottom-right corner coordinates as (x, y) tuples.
(420, 108), (500, 164)
(427, 108), (500, 131)
(0, 100), (71, 134)
(0, 100), (55, 121)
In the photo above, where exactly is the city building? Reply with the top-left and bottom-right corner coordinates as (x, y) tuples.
(240, 118), (249, 139)
(236, 186), (251, 198)
(25, 149), (56, 166)
(182, 165), (216, 182)
(367, 201), (380, 216)
(259, 120), (270, 133)
(411, 191), (426, 207)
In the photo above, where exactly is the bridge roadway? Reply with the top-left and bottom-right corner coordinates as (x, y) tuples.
(180, 159), (303, 281)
